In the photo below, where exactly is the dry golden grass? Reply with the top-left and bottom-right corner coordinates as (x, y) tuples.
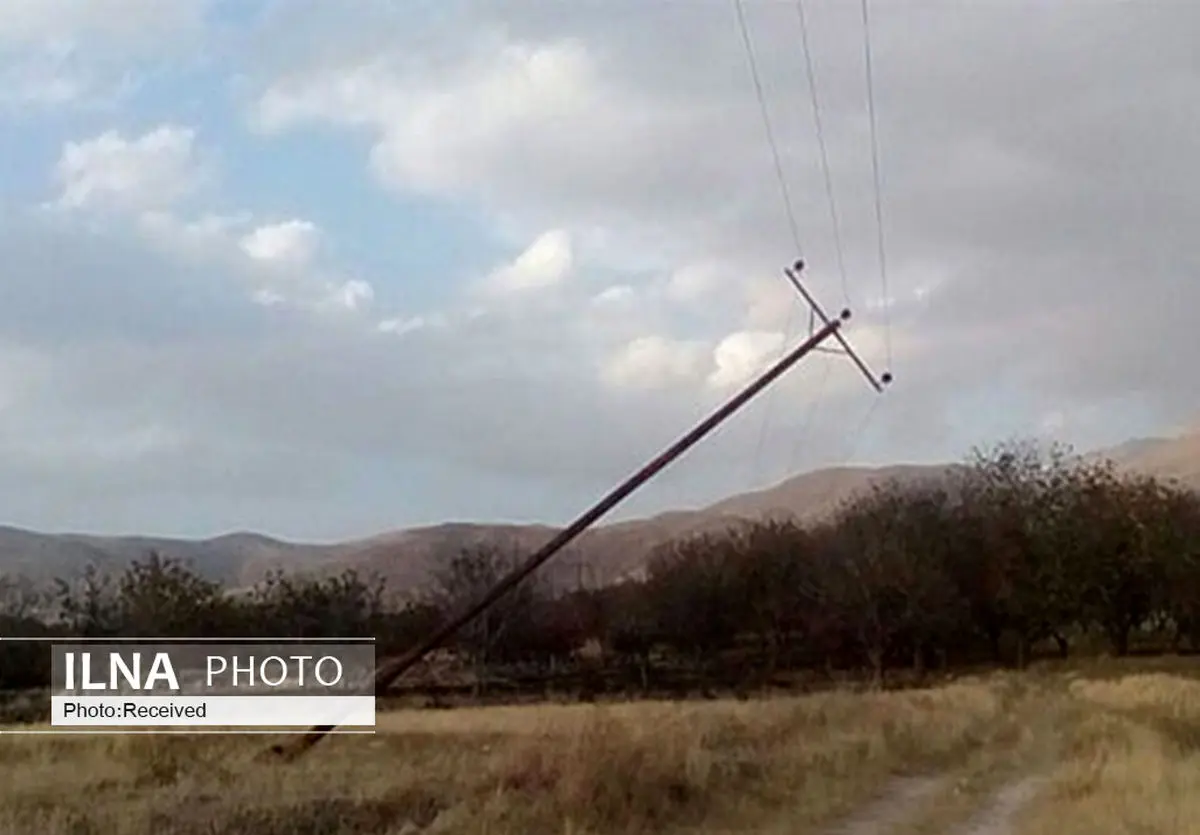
(0, 679), (1019, 835)
(1015, 668), (1200, 835)
(2, 660), (1198, 834)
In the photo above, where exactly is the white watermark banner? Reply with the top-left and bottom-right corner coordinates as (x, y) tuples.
(36, 639), (377, 731)
(51, 695), (375, 727)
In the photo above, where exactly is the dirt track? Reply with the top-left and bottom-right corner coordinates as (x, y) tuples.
(820, 774), (1045, 835)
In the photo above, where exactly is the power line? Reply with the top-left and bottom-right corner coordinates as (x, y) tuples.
(787, 351), (832, 475)
(841, 392), (882, 465)
(860, 0), (893, 368)
(733, 0), (805, 491)
(733, 0), (805, 259)
(784, 0), (892, 484)
(794, 0), (850, 310)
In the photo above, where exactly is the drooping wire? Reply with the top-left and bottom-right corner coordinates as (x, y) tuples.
(786, 352), (832, 474)
(794, 0), (850, 311)
(733, 0), (805, 261)
(794, 391), (885, 524)
(788, 2), (890, 483)
(860, 0), (893, 369)
(840, 392), (882, 465)
(734, 0), (805, 489)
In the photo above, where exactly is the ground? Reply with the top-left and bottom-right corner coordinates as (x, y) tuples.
(1, 658), (1199, 834)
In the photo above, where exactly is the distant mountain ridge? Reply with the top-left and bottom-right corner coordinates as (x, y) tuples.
(3, 428), (1198, 594)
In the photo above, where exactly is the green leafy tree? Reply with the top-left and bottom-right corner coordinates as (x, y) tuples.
(818, 479), (962, 684)
(1155, 485), (1200, 650)
(950, 440), (1084, 666)
(1073, 467), (1169, 655)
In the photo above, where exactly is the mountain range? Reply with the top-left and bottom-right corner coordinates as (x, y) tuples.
(4, 428), (1198, 596)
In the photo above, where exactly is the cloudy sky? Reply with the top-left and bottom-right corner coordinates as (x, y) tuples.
(1, 0), (1196, 540)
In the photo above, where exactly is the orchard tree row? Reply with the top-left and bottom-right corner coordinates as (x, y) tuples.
(2, 439), (1199, 693)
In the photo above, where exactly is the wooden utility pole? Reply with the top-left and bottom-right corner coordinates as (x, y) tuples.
(263, 263), (889, 763)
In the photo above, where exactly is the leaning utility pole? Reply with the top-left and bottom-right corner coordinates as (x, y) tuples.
(262, 260), (890, 763)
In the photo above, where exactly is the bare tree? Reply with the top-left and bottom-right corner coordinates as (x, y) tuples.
(430, 541), (546, 691)
(0, 574), (43, 620)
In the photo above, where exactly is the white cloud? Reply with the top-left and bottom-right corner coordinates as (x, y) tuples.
(0, 40), (138, 112)
(1039, 411), (1066, 434)
(250, 273), (375, 315)
(708, 331), (786, 389)
(484, 228), (573, 294)
(592, 285), (634, 305)
(0, 0), (209, 47)
(323, 279), (374, 312)
(2, 2), (1199, 538)
(139, 209), (377, 318)
(0, 45), (83, 106)
(0, 1), (205, 117)
(249, 275), (376, 317)
(137, 210), (252, 257)
(255, 41), (604, 197)
(377, 315), (427, 337)
(600, 335), (706, 391)
(666, 262), (724, 303)
(741, 277), (804, 331)
(239, 219), (320, 267)
(51, 125), (201, 211)
(250, 36), (729, 258)
(138, 205), (376, 321)
(251, 287), (285, 308)
(366, 41), (600, 196)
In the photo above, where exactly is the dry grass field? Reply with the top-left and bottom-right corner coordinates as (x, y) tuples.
(1, 659), (1198, 834)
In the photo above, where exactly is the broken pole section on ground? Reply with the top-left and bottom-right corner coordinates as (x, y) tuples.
(264, 265), (884, 762)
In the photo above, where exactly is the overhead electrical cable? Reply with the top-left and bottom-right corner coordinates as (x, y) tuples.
(859, 0), (893, 368)
(786, 352), (832, 474)
(779, 0), (849, 463)
(794, 0), (850, 310)
(733, 0), (805, 261)
(733, 0), (806, 489)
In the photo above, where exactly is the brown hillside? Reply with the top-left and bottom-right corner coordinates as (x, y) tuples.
(1099, 428), (1200, 490)
(701, 463), (954, 523)
(3, 426), (1199, 596)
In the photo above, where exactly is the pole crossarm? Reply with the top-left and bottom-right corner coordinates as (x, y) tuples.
(784, 260), (892, 392)
(261, 262), (889, 763)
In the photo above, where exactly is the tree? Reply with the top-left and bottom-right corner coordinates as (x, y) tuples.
(250, 568), (387, 638)
(728, 519), (821, 675)
(0, 573), (59, 690)
(949, 440), (1084, 666)
(55, 563), (119, 637)
(818, 479), (962, 684)
(113, 552), (234, 637)
(598, 581), (660, 691)
(1073, 467), (1169, 655)
(375, 600), (443, 657)
(0, 574), (44, 621)
(645, 533), (743, 663)
(1155, 485), (1200, 651)
(429, 542), (546, 686)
